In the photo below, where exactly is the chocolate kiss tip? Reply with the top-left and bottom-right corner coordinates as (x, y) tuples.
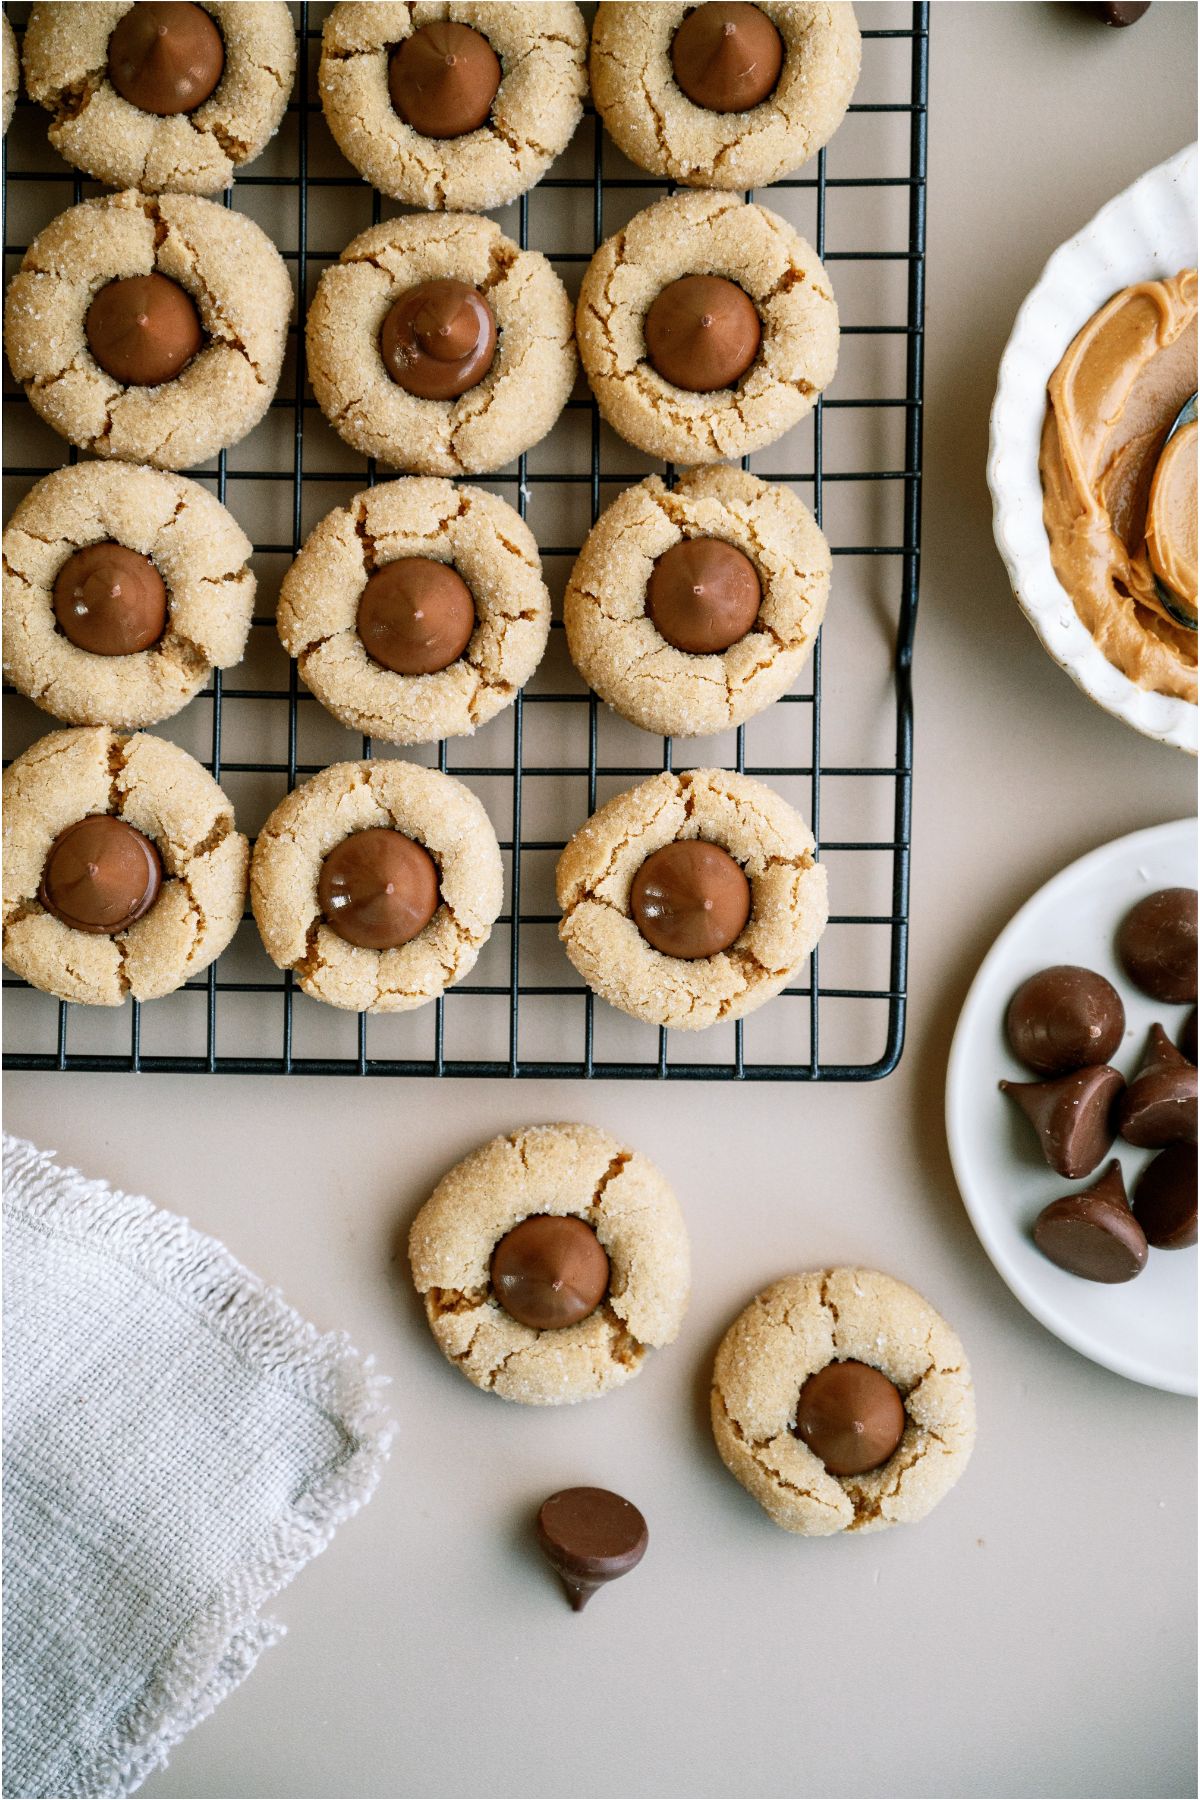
(1087, 1159), (1130, 1207)
(1141, 1021), (1189, 1073)
(563, 1578), (595, 1612)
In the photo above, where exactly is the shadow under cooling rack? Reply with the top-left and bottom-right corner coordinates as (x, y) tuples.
(2, 2), (929, 1081)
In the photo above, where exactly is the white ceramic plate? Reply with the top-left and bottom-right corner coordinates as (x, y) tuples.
(946, 820), (1198, 1395)
(988, 144), (1198, 754)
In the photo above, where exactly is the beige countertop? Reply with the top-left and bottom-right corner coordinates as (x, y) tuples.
(5, 4), (1198, 1797)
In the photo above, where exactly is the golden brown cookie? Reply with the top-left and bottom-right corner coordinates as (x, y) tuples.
(556, 768), (827, 1030)
(319, 2), (587, 211)
(577, 189), (838, 465)
(277, 478), (550, 747)
(22, 2), (295, 194)
(2, 725), (248, 1006)
(591, 3), (861, 190)
(2, 10), (18, 135)
(306, 212), (575, 476)
(250, 759), (503, 1013)
(711, 1269), (977, 1536)
(3, 189), (292, 470)
(3, 460), (255, 728)
(409, 1123), (690, 1406)
(564, 466), (830, 738)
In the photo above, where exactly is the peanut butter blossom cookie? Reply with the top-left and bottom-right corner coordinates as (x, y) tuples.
(307, 213), (575, 475)
(2, 726), (248, 1006)
(3, 461), (254, 728)
(277, 477), (550, 746)
(557, 768), (827, 1030)
(319, 2), (587, 212)
(577, 190), (838, 465)
(21, 2), (295, 194)
(565, 466), (830, 738)
(711, 1269), (976, 1536)
(409, 1124), (690, 1405)
(3, 189), (292, 469)
(250, 759), (502, 1013)
(591, 3), (860, 190)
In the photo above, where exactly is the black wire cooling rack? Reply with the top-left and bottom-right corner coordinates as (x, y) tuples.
(2, 1), (929, 1081)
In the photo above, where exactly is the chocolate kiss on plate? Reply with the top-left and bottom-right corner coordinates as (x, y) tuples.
(1000, 1063), (1124, 1179)
(1133, 1143), (1198, 1250)
(1033, 1161), (1149, 1284)
(1116, 1023), (1198, 1149)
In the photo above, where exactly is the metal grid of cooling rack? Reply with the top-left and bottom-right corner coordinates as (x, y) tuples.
(2, 1), (928, 1080)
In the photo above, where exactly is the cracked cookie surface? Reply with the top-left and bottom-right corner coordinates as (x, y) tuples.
(565, 466), (830, 738)
(2, 725), (248, 1006)
(319, 2), (587, 212)
(591, 3), (860, 191)
(22, 2), (295, 194)
(278, 477), (550, 746)
(3, 460), (255, 728)
(3, 188), (293, 470)
(251, 758), (503, 1013)
(557, 767), (827, 1030)
(307, 211), (575, 475)
(577, 189), (838, 465)
(409, 1122), (691, 1405)
(712, 1269), (976, 1536)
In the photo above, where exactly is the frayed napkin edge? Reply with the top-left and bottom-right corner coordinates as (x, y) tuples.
(3, 1134), (394, 1800)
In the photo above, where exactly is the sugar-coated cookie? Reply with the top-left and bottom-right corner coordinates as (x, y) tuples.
(591, 3), (860, 190)
(577, 190), (838, 465)
(4, 189), (292, 469)
(409, 1123), (690, 1405)
(319, 3), (586, 211)
(4, 461), (254, 728)
(278, 478), (550, 746)
(564, 466), (830, 738)
(712, 1269), (976, 1535)
(22, 2), (295, 194)
(2, 726), (248, 1006)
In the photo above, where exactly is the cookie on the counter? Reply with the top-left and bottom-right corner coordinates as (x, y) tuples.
(22, 2), (295, 194)
(2, 726), (248, 1006)
(306, 212), (575, 475)
(591, 2), (860, 190)
(3, 461), (255, 729)
(564, 466), (830, 738)
(577, 189), (838, 465)
(409, 1123), (690, 1406)
(711, 1269), (976, 1535)
(250, 759), (503, 1014)
(277, 478), (550, 747)
(319, 2), (587, 212)
(3, 189), (292, 469)
(556, 768), (827, 1031)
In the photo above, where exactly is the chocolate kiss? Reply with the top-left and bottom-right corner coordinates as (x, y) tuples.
(1133, 1143), (1198, 1250)
(1116, 1022), (1199, 1149)
(1033, 1161), (1149, 1284)
(1000, 1063), (1124, 1179)
(535, 1488), (648, 1613)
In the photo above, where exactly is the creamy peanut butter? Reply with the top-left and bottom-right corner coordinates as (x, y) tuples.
(1040, 269), (1197, 704)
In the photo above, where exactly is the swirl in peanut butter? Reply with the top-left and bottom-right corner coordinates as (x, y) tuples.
(1040, 269), (1197, 704)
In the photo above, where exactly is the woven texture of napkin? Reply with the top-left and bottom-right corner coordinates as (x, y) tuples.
(2, 1134), (392, 1800)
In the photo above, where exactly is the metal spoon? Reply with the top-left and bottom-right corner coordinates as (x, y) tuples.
(1150, 390), (1197, 631)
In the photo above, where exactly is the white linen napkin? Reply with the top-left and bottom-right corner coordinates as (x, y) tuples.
(2, 1134), (392, 1799)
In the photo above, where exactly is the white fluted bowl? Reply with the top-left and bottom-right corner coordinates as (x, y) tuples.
(988, 144), (1198, 754)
